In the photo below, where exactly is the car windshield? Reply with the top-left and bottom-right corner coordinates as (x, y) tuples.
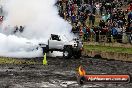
(51, 34), (61, 41)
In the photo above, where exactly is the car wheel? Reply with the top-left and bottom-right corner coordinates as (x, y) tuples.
(74, 50), (82, 59)
(63, 47), (72, 59)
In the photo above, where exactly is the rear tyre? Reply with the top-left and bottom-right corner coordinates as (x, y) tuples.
(63, 47), (72, 59)
(74, 50), (82, 59)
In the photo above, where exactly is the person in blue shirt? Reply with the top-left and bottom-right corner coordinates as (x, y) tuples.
(82, 26), (87, 41)
(111, 27), (118, 40)
(128, 11), (132, 25)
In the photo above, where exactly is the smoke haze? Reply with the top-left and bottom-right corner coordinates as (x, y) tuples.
(0, 0), (73, 58)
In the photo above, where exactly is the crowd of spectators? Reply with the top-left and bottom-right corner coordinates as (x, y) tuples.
(56, 0), (132, 43)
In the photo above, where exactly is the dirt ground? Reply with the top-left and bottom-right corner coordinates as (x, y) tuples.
(0, 57), (132, 88)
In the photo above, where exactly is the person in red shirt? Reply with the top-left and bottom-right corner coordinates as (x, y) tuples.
(128, 3), (132, 12)
(130, 3), (132, 11)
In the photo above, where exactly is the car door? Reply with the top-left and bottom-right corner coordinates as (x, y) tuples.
(48, 35), (64, 50)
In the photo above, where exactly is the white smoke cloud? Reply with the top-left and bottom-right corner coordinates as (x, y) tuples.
(0, 33), (43, 58)
(0, 0), (73, 58)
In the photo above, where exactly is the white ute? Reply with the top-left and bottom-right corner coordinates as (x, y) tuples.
(39, 34), (83, 59)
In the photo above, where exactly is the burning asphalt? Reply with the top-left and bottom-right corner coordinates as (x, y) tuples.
(0, 56), (132, 88)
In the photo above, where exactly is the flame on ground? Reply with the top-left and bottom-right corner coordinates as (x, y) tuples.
(78, 66), (86, 76)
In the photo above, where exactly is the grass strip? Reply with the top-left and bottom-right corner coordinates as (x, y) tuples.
(84, 44), (132, 54)
(0, 58), (37, 64)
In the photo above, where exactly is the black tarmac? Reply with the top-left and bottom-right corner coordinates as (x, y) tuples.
(0, 57), (132, 88)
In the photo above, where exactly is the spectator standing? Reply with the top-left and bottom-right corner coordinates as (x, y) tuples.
(88, 12), (95, 26)
(95, 2), (100, 15)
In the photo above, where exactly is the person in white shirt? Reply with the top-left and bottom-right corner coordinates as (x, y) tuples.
(95, 2), (100, 15)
